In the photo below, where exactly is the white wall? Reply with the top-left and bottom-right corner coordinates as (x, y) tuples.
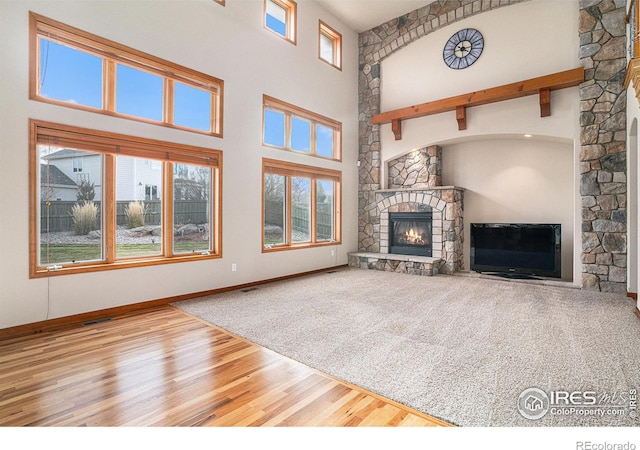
(377, 0), (581, 283)
(441, 138), (574, 281)
(0, 0), (359, 328)
(627, 0), (639, 309)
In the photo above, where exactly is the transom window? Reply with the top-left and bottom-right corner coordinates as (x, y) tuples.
(263, 95), (341, 161)
(263, 158), (341, 251)
(264, 0), (296, 44)
(31, 120), (222, 278)
(30, 12), (224, 136)
(319, 21), (342, 70)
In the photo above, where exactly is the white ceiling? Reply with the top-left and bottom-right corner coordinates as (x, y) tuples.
(315, 1), (430, 33)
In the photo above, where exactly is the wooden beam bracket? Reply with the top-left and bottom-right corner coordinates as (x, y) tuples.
(456, 106), (467, 131)
(391, 118), (402, 141)
(372, 67), (584, 139)
(539, 87), (551, 117)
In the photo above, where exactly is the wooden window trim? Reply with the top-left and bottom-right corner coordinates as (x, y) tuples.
(214, 0), (225, 5)
(264, 0), (297, 45)
(262, 95), (342, 161)
(318, 21), (342, 71)
(262, 158), (341, 252)
(29, 12), (224, 137)
(30, 119), (223, 278)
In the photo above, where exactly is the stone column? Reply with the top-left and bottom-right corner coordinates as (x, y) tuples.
(579, 0), (627, 293)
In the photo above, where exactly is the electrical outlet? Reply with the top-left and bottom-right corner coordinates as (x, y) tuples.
(330, 249), (335, 256)
(232, 263), (237, 272)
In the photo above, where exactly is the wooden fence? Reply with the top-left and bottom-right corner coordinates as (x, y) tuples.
(40, 200), (208, 233)
(264, 200), (333, 239)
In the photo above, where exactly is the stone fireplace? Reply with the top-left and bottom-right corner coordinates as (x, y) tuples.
(349, 145), (464, 276)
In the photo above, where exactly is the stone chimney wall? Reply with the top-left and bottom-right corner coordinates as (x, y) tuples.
(387, 145), (442, 189)
(579, 0), (627, 293)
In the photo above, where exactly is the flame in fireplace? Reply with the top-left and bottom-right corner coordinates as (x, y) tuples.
(402, 228), (425, 245)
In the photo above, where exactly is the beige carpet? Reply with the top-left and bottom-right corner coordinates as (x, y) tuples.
(173, 268), (640, 426)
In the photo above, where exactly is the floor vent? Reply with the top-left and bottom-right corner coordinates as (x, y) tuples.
(241, 287), (258, 293)
(82, 317), (112, 326)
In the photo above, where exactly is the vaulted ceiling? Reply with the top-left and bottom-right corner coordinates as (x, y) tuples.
(316, 0), (429, 32)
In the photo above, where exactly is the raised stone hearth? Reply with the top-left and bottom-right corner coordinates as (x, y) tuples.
(348, 253), (441, 276)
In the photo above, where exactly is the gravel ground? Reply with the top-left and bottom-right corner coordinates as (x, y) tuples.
(40, 225), (208, 245)
(40, 229), (158, 245)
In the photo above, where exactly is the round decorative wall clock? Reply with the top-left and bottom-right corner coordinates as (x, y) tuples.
(443, 28), (484, 70)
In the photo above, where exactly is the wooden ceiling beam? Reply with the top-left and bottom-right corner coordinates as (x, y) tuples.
(372, 67), (584, 140)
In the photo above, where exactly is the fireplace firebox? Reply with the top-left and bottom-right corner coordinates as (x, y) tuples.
(389, 211), (433, 256)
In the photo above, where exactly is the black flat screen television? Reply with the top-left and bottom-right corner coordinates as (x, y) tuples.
(470, 223), (561, 279)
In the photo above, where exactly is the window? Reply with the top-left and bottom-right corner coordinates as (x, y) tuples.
(30, 12), (224, 136)
(319, 21), (342, 70)
(263, 95), (342, 161)
(72, 157), (83, 173)
(144, 184), (159, 201)
(115, 64), (163, 121)
(263, 158), (341, 251)
(264, 0), (296, 44)
(31, 120), (222, 278)
(173, 164), (212, 255)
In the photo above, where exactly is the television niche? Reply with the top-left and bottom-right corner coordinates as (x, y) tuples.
(470, 223), (561, 279)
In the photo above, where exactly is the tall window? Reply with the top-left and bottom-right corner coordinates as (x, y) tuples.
(263, 95), (342, 161)
(319, 21), (342, 70)
(31, 120), (222, 278)
(263, 158), (341, 251)
(264, 0), (296, 44)
(30, 12), (224, 136)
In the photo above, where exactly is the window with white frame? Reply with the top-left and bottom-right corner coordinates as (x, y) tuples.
(72, 157), (83, 173)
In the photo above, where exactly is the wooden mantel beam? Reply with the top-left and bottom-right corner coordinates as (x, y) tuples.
(372, 67), (584, 139)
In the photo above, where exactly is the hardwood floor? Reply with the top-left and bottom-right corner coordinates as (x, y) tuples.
(0, 306), (450, 427)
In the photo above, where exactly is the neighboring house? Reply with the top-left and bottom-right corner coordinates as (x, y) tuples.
(39, 163), (77, 201)
(41, 148), (162, 201)
(41, 148), (102, 199)
(115, 156), (162, 202)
